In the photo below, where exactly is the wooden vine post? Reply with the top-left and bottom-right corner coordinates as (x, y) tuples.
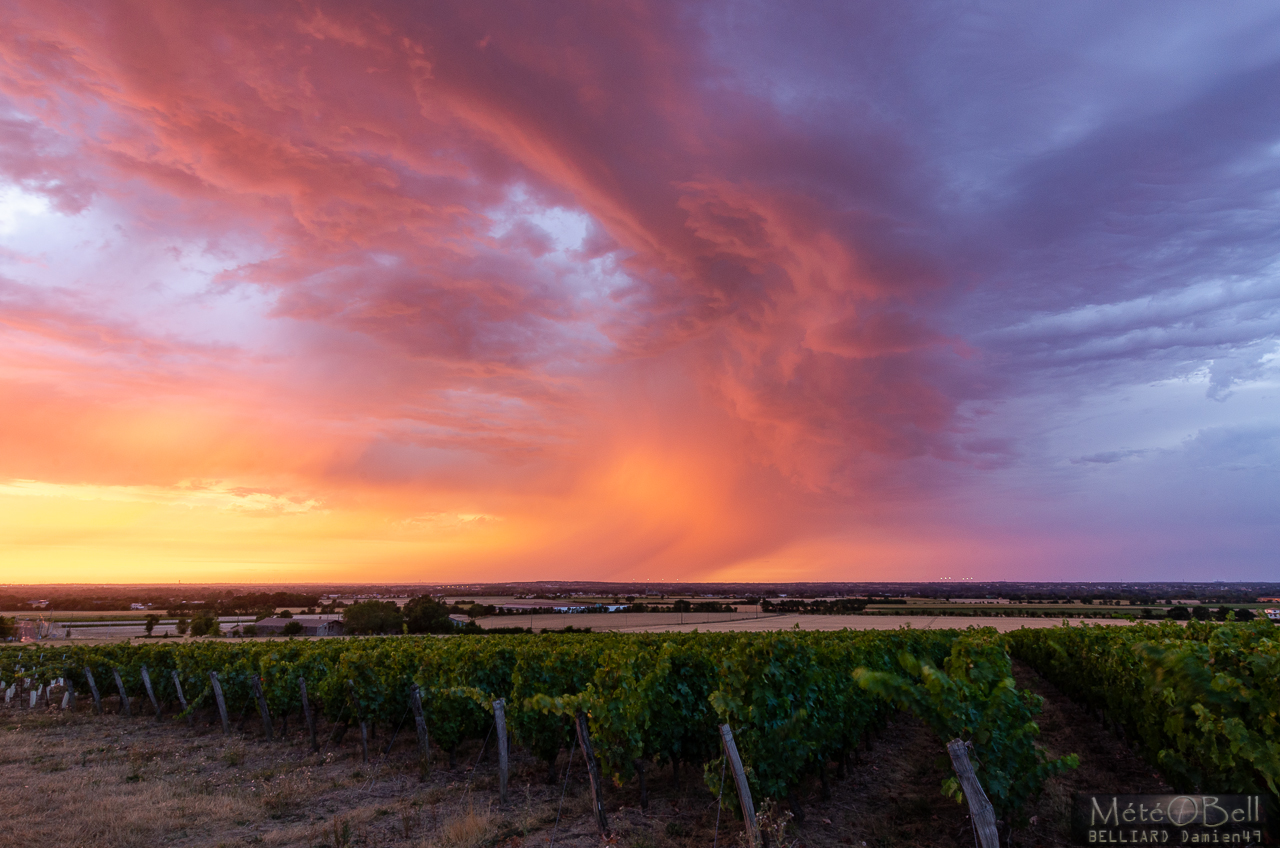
(635, 758), (649, 811)
(347, 680), (369, 763)
(946, 739), (1000, 848)
(719, 723), (761, 848)
(83, 667), (103, 715)
(574, 712), (609, 839)
(409, 684), (429, 762)
(171, 670), (192, 727)
(209, 671), (231, 735)
(139, 665), (162, 719)
(112, 668), (132, 717)
(493, 699), (509, 804)
(299, 677), (318, 752)
(250, 675), (274, 741)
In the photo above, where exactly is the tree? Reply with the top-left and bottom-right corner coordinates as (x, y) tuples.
(144, 614), (160, 636)
(282, 620), (304, 636)
(190, 610), (220, 637)
(1167, 605), (1191, 621)
(1192, 605), (1211, 622)
(403, 596), (454, 634)
(342, 600), (404, 635)
(176, 616), (190, 635)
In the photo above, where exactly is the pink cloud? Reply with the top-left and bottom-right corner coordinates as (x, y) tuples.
(11, 1), (1266, 580)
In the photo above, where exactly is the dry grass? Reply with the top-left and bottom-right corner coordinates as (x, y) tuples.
(259, 768), (315, 814)
(3, 701), (738, 848)
(422, 798), (496, 848)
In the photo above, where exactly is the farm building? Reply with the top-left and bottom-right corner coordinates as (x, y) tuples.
(253, 617), (344, 636)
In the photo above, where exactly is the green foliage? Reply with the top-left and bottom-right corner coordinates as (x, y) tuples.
(706, 630), (951, 805)
(1011, 620), (1280, 801)
(856, 629), (1076, 820)
(403, 596), (458, 634)
(511, 637), (598, 768)
(189, 610), (219, 637)
(708, 632), (825, 800)
(342, 601), (404, 635)
(0, 625), (1098, 821)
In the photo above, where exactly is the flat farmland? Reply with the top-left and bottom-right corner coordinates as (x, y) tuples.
(18, 611), (1146, 643)
(477, 611), (1140, 633)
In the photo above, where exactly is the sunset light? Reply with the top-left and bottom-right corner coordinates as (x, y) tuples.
(1, 1), (1277, 583)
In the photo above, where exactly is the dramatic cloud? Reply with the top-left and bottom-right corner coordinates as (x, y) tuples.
(1, 0), (1277, 581)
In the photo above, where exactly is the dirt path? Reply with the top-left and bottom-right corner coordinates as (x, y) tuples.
(1013, 659), (1173, 847)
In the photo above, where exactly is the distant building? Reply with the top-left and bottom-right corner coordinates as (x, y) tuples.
(1258, 597), (1280, 603)
(950, 598), (1010, 604)
(494, 602), (626, 614)
(1264, 609), (1280, 622)
(26, 600), (49, 609)
(130, 603), (151, 610)
(254, 617), (344, 636)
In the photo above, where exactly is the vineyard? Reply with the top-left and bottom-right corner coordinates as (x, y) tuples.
(1008, 618), (1280, 799)
(2, 620), (1277, 847)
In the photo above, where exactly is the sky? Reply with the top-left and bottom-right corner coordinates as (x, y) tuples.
(0, 1), (1277, 584)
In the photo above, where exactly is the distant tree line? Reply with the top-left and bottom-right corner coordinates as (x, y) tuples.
(166, 592), (321, 616)
(341, 596), (483, 635)
(0, 590), (322, 612)
(760, 598), (869, 614)
(1156, 605), (1256, 622)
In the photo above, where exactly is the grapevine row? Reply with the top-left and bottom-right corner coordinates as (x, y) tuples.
(1009, 619), (1280, 801)
(2, 627), (1069, 822)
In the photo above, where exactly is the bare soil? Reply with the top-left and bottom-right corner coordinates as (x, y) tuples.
(1, 662), (1164, 848)
(1013, 659), (1173, 848)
